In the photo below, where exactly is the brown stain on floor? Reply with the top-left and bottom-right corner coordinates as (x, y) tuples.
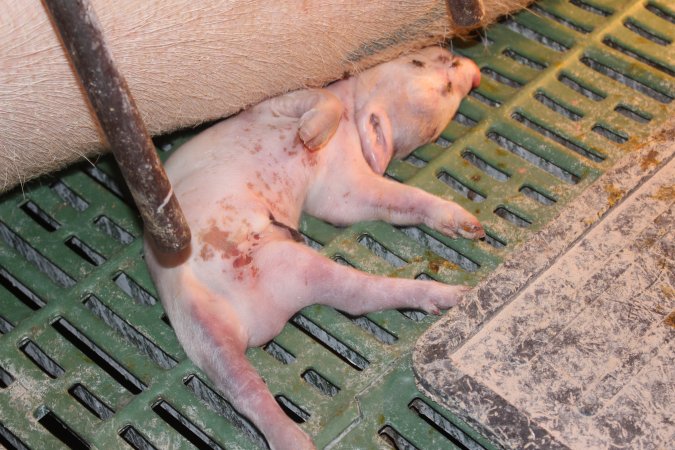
(604, 183), (625, 208)
(411, 254), (460, 273)
(427, 258), (461, 273)
(652, 185), (674, 202)
(660, 285), (674, 300)
(664, 311), (675, 329)
(640, 150), (660, 172)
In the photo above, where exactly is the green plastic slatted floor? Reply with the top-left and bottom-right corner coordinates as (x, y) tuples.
(1, 0), (673, 448)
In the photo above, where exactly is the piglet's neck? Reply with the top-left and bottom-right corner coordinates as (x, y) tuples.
(328, 74), (392, 128)
(327, 77), (357, 119)
(328, 75), (397, 174)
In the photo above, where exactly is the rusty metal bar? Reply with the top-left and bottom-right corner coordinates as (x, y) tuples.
(42, 0), (191, 253)
(446, 0), (485, 29)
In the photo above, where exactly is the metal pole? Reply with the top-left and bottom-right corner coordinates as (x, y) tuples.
(42, 0), (191, 253)
(446, 0), (485, 29)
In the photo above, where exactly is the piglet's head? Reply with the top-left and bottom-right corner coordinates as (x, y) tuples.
(355, 47), (480, 174)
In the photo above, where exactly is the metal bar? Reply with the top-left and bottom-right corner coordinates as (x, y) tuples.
(42, 0), (191, 253)
(446, 0), (485, 29)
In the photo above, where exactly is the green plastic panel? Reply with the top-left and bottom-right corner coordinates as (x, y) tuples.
(1, 0), (673, 448)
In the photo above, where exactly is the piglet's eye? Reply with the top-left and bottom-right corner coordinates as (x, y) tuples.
(446, 81), (453, 92)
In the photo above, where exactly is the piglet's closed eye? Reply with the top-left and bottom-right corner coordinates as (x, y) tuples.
(357, 108), (393, 174)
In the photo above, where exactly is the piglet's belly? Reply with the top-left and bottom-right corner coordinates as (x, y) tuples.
(178, 245), (304, 347)
(169, 149), (317, 229)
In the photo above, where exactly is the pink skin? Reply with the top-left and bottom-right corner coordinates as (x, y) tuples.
(144, 47), (483, 450)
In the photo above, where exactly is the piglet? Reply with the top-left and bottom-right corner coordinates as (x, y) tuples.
(144, 47), (483, 450)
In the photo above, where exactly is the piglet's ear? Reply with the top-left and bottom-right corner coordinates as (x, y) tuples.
(357, 108), (394, 175)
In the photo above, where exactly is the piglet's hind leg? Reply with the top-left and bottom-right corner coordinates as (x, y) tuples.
(256, 240), (468, 316)
(168, 285), (316, 450)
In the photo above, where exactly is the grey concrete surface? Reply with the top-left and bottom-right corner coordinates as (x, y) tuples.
(414, 120), (674, 450)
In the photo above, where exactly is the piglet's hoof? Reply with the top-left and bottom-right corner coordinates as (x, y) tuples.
(418, 285), (471, 315)
(457, 220), (485, 239)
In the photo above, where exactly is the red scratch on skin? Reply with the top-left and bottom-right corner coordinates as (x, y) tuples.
(300, 148), (319, 167)
(306, 153), (318, 167)
(343, 109), (350, 122)
(296, 134), (319, 164)
(252, 143), (263, 154)
(233, 254), (252, 268)
(200, 245), (214, 261)
(252, 171), (273, 192)
(271, 171), (281, 184)
(217, 200), (236, 211)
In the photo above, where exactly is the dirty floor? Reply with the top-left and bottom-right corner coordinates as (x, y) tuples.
(414, 120), (674, 450)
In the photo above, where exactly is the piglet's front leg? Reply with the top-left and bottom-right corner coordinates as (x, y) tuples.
(307, 175), (484, 239)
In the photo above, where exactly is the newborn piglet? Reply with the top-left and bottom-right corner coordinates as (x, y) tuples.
(145, 47), (483, 450)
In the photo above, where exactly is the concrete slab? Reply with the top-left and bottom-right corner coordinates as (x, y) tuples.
(413, 120), (674, 450)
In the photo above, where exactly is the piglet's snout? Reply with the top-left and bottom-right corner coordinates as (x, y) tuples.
(456, 57), (481, 92)
(446, 56), (481, 95)
(471, 65), (481, 89)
